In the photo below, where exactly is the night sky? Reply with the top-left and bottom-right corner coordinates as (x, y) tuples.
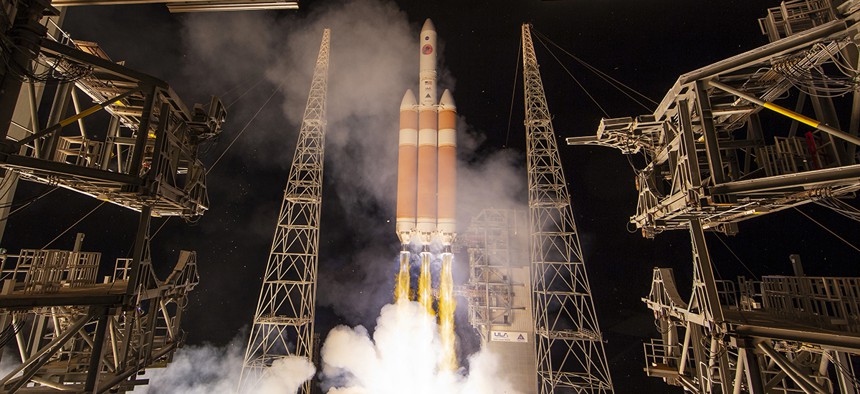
(3, 0), (859, 392)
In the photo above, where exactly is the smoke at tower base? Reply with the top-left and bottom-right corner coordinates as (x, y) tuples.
(320, 301), (521, 394)
(133, 300), (520, 394)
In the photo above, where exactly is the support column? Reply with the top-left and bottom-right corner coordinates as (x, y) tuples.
(84, 307), (110, 392)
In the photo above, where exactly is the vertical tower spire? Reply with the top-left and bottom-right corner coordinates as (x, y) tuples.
(521, 24), (614, 394)
(239, 28), (330, 394)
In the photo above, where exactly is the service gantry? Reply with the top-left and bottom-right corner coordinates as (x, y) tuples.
(0, 3), (224, 391)
(461, 208), (537, 393)
(569, 0), (860, 392)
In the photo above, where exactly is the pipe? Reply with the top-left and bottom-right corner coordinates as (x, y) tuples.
(708, 80), (860, 147)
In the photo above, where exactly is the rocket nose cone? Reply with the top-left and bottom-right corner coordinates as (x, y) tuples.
(401, 89), (418, 110)
(421, 18), (435, 33)
(439, 89), (456, 109)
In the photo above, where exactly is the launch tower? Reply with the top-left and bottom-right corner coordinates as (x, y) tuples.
(239, 29), (330, 394)
(521, 23), (614, 393)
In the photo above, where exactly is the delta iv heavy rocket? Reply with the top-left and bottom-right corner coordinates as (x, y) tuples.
(394, 20), (459, 369)
(396, 18), (457, 249)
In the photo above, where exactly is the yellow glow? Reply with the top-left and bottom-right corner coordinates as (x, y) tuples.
(395, 252), (411, 303)
(438, 253), (458, 371)
(763, 102), (819, 128)
(418, 253), (434, 317)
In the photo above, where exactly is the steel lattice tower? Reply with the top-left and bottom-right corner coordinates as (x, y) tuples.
(521, 24), (613, 394)
(239, 29), (330, 394)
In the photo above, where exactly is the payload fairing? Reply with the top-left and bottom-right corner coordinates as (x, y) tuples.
(396, 19), (457, 248)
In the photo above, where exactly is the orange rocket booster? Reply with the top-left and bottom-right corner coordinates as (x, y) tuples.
(396, 90), (418, 244)
(395, 19), (457, 246)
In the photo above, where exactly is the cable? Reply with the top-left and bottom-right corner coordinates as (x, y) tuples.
(814, 195), (860, 222)
(713, 233), (759, 280)
(505, 39), (522, 149)
(41, 201), (106, 249)
(226, 77), (266, 109)
(793, 207), (860, 253)
(151, 217), (172, 240)
(207, 83), (283, 175)
(533, 28), (659, 111)
(0, 187), (59, 222)
(533, 33), (609, 117)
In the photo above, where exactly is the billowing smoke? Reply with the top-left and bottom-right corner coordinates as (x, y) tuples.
(131, 336), (314, 394)
(321, 301), (521, 394)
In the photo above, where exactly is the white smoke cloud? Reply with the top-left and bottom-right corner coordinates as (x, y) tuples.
(0, 347), (21, 380)
(320, 301), (521, 394)
(132, 336), (314, 394)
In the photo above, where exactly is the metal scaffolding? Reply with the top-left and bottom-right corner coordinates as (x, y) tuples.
(463, 209), (527, 340)
(240, 28), (330, 394)
(0, 235), (200, 393)
(0, 3), (223, 390)
(567, 1), (860, 392)
(462, 208), (537, 393)
(568, 0), (860, 239)
(521, 23), (614, 394)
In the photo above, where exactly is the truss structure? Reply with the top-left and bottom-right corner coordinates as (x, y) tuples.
(643, 253), (860, 394)
(0, 33), (225, 218)
(0, 5), (220, 391)
(240, 28), (330, 394)
(568, 0), (860, 238)
(522, 23), (614, 394)
(565, 1), (860, 392)
(462, 209), (528, 341)
(461, 208), (537, 393)
(0, 235), (200, 392)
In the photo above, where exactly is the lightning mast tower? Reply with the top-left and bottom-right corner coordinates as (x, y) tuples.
(240, 29), (330, 394)
(521, 24), (614, 393)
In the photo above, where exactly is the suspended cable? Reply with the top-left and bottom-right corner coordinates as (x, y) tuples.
(713, 233), (759, 280)
(208, 83), (283, 175)
(151, 217), (171, 240)
(42, 201), (106, 249)
(793, 207), (860, 253)
(226, 77), (266, 109)
(220, 75), (263, 100)
(815, 195), (860, 222)
(533, 28), (659, 111)
(0, 187), (59, 222)
(533, 33), (609, 117)
(505, 39), (522, 148)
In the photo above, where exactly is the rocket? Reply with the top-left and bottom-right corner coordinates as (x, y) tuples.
(396, 18), (457, 248)
(394, 20), (459, 368)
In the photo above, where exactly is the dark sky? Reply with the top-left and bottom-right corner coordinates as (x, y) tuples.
(4, 0), (860, 392)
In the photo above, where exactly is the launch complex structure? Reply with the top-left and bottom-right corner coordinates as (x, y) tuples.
(567, 0), (860, 392)
(0, 0), (231, 391)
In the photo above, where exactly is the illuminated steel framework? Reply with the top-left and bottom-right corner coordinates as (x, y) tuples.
(240, 29), (330, 394)
(521, 24), (614, 394)
(568, 1), (860, 392)
(0, 5), (222, 391)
